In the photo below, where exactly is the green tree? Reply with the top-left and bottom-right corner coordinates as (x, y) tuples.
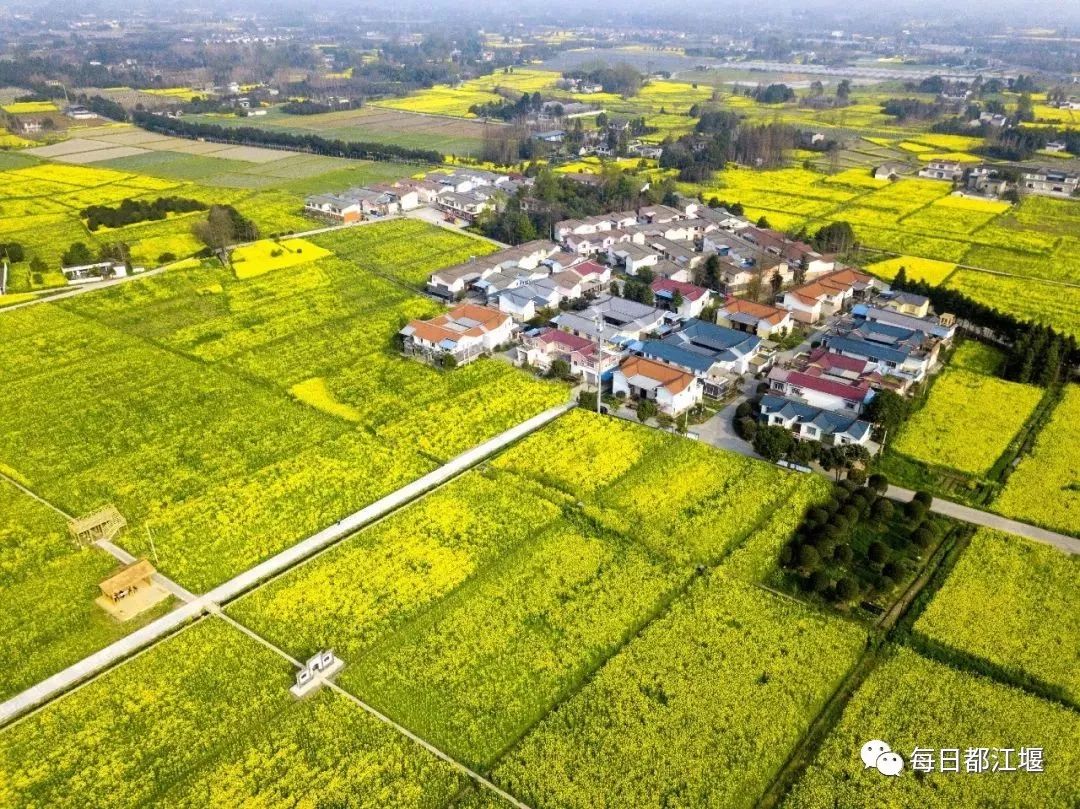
(61, 242), (95, 267)
(870, 497), (894, 524)
(797, 543), (820, 570)
(835, 576), (858, 601)
(753, 425), (795, 461)
(636, 398), (658, 423)
(863, 390), (908, 437)
(867, 540), (889, 565)
(549, 358), (572, 380)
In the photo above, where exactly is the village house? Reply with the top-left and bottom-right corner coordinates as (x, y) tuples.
(779, 267), (876, 324)
(516, 327), (619, 386)
(658, 318), (762, 378)
(608, 242), (661, 276)
(612, 355), (702, 416)
(650, 278), (714, 318)
(650, 259), (694, 284)
(854, 304), (956, 342)
(918, 160), (964, 182)
(978, 111), (1008, 127)
(554, 294), (668, 344)
(394, 178), (443, 205)
(648, 237), (705, 269)
(716, 297), (794, 339)
(426, 241), (559, 299)
(1020, 168), (1080, 199)
(399, 304), (513, 364)
(874, 163), (905, 181)
(626, 221), (692, 242)
(759, 394), (874, 447)
(304, 192), (363, 222)
(369, 183), (419, 211)
(436, 188), (497, 221)
(796, 347), (909, 395)
(628, 141), (664, 159)
(878, 291), (931, 319)
(638, 204), (686, 224)
(824, 318), (940, 383)
(492, 279), (562, 321)
(965, 166), (1009, 197)
(767, 366), (873, 414)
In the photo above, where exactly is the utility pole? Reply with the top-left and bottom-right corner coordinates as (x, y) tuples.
(146, 526), (160, 565)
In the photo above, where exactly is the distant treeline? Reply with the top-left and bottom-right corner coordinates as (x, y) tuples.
(893, 272), (1078, 382)
(660, 111), (794, 181)
(561, 64), (643, 97)
(280, 99), (362, 115)
(132, 110), (442, 163)
(81, 197), (207, 231)
(82, 95), (129, 122)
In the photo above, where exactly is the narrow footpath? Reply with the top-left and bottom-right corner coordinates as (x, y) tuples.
(0, 401), (573, 727)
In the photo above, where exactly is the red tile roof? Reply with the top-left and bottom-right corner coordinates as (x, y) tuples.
(619, 355), (695, 394)
(407, 304), (508, 344)
(539, 327), (594, 352)
(722, 296), (789, 325)
(775, 367), (870, 400)
(651, 277), (710, 301)
(807, 348), (872, 374)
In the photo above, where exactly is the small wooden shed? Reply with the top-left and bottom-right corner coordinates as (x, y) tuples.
(99, 559), (155, 602)
(68, 505), (127, 546)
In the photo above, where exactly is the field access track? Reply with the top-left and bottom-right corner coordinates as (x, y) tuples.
(0, 400), (574, 728)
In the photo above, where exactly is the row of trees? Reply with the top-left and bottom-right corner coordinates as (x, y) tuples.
(1002, 325), (1075, 387)
(0, 242), (25, 263)
(975, 126), (1080, 162)
(660, 112), (794, 181)
(561, 64), (644, 97)
(468, 91), (543, 121)
(280, 99), (362, 115)
(81, 197), (207, 232)
(474, 164), (673, 245)
(892, 270), (1079, 381)
(132, 110), (442, 164)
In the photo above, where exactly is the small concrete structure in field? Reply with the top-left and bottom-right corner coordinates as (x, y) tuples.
(96, 559), (170, 621)
(68, 505), (127, 546)
(290, 649), (345, 698)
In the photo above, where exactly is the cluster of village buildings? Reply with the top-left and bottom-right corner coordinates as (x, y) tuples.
(876, 160), (1079, 199)
(304, 167), (526, 224)
(398, 190), (957, 449)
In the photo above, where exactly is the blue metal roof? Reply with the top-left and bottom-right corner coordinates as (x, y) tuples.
(760, 394), (871, 440)
(639, 340), (715, 373)
(825, 334), (910, 365)
(669, 318), (761, 355)
(854, 319), (917, 343)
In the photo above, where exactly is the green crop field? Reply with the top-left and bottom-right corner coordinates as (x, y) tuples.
(186, 107), (490, 157)
(0, 619), (467, 808)
(891, 369), (1044, 477)
(914, 527), (1080, 702)
(0, 161), (277, 288)
(784, 647), (1080, 809)
(994, 385), (1080, 535)
(493, 575), (865, 809)
(945, 270), (1080, 337)
(0, 221), (564, 605)
(0, 479), (173, 701)
(949, 340), (1006, 376)
(230, 411), (830, 780)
